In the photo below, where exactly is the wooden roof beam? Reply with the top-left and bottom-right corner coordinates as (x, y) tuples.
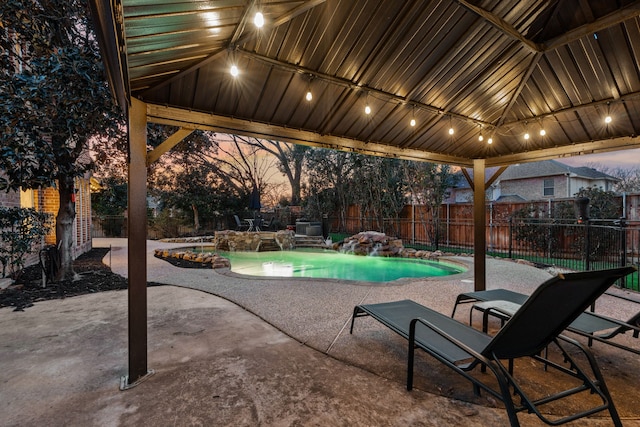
(145, 103), (475, 167)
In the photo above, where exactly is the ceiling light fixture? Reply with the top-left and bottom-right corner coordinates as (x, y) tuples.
(410, 105), (416, 127)
(605, 115), (612, 124)
(539, 128), (546, 136)
(448, 116), (454, 135)
(230, 64), (239, 77)
(487, 137), (493, 144)
(524, 132), (530, 140)
(305, 75), (313, 102)
(478, 134), (483, 142)
(254, 12), (264, 28)
(364, 92), (371, 115)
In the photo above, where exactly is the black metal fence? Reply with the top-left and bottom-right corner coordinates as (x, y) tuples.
(333, 216), (640, 292)
(93, 213), (639, 291)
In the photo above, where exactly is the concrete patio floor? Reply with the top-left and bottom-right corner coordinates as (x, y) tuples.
(2, 238), (639, 426)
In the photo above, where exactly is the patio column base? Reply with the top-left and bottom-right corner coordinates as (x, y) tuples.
(119, 369), (155, 391)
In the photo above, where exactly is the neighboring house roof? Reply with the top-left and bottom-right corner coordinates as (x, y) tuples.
(498, 159), (619, 182)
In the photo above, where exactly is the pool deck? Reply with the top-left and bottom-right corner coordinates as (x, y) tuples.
(2, 238), (640, 426)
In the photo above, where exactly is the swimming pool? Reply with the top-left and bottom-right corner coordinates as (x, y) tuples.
(213, 249), (465, 282)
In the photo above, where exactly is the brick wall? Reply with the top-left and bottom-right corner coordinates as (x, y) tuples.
(500, 175), (569, 199)
(0, 174), (93, 274)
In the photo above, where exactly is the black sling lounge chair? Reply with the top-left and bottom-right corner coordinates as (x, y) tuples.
(350, 267), (635, 427)
(452, 282), (640, 356)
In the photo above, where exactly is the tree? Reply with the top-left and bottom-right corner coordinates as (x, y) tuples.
(0, 0), (125, 279)
(305, 149), (360, 230)
(236, 136), (310, 205)
(147, 130), (280, 231)
(351, 156), (407, 234)
(585, 162), (640, 194)
(403, 161), (454, 246)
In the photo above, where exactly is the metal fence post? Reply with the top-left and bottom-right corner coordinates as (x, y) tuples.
(620, 217), (627, 267)
(508, 216), (513, 259)
(585, 220), (591, 271)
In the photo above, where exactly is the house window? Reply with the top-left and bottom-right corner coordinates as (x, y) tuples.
(543, 179), (554, 196)
(20, 188), (34, 208)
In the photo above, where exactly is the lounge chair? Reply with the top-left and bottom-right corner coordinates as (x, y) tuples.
(452, 281), (640, 356)
(350, 266), (635, 426)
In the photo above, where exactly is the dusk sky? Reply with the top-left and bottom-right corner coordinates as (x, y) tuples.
(558, 148), (640, 169)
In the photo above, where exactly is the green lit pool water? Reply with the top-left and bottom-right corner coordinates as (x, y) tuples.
(212, 249), (465, 282)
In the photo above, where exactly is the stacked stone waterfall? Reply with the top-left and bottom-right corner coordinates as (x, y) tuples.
(334, 231), (404, 256)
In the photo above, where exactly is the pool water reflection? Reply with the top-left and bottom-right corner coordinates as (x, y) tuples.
(217, 249), (465, 282)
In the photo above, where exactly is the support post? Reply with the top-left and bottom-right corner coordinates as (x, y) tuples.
(473, 159), (487, 291)
(122, 98), (152, 388)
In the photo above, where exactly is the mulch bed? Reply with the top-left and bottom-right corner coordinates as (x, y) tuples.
(0, 248), (162, 311)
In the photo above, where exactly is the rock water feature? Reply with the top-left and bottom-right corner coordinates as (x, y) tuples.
(214, 230), (295, 252)
(335, 231), (404, 256)
(155, 230), (296, 269)
(334, 231), (450, 261)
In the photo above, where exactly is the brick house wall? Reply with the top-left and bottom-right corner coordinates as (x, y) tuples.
(0, 188), (21, 208)
(500, 175), (570, 199)
(0, 171), (92, 273)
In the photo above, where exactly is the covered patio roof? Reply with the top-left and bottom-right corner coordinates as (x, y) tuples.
(87, 0), (640, 385)
(90, 0), (640, 166)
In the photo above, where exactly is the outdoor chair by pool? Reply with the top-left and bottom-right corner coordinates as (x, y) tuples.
(350, 266), (634, 426)
(452, 271), (640, 356)
(234, 215), (249, 231)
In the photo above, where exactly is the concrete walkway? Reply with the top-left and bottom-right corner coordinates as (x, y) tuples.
(2, 238), (639, 426)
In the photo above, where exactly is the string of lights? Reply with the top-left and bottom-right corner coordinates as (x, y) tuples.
(226, 7), (625, 147)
